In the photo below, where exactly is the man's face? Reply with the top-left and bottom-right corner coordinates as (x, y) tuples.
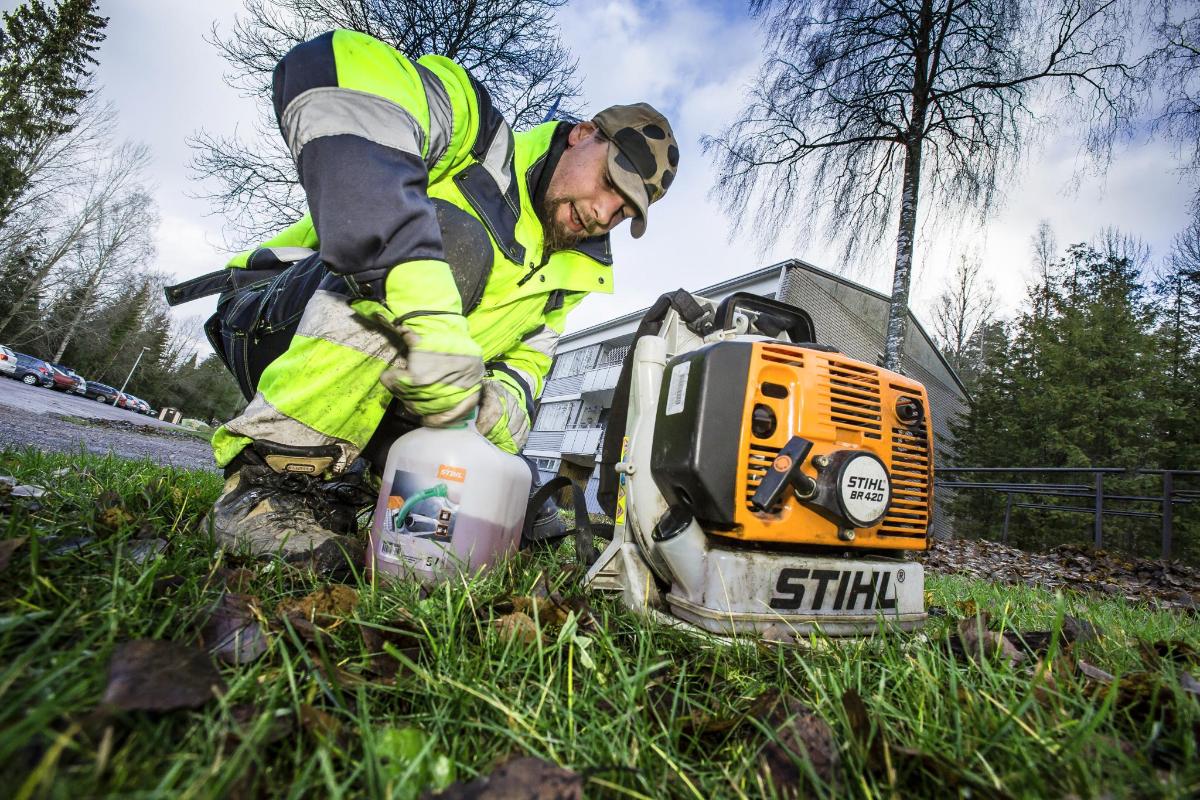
(540, 121), (639, 252)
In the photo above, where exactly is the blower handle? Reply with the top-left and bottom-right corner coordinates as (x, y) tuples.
(750, 436), (815, 513)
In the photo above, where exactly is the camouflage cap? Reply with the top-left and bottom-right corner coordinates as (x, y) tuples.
(592, 102), (678, 238)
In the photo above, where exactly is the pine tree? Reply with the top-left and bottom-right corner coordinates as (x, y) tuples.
(0, 0), (107, 224)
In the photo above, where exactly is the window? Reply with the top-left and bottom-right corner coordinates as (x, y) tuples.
(550, 345), (598, 380)
(597, 343), (630, 366)
(533, 401), (575, 431)
(533, 457), (560, 472)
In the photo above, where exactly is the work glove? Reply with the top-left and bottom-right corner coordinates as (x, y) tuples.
(352, 263), (484, 426)
(475, 372), (532, 454)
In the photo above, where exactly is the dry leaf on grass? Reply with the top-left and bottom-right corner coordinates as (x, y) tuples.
(215, 567), (258, 594)
(757, 692), (839, 794)
(494, 611), (540, 644)
(298, 704), (343, 742)
(101, 639), (224, 711)
(425, 756), (582, 800)
(359, 615), (429, 680)
(0, 536), (27, 571)
(202, 593), (269, 665)
(955, 614), (1026, 667)
(277, 585), (358, 621)
(227, 703), (294, 746)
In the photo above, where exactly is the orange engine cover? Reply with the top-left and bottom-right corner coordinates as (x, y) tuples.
(649, 340), (933, 550)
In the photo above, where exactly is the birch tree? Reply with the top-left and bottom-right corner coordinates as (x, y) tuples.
(190, 0), (582, 243)
(1148, 1), (1200, 176)
(704, 0), (1136, 371)
(0, 139), (149, 339)
(932, 254), (997, 385)
(49, 188), (156, 361)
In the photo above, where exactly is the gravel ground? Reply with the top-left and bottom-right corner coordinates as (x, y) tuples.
(0, 378), (218, 471)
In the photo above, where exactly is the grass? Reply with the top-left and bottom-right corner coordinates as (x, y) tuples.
(1, 447), (1198, 799)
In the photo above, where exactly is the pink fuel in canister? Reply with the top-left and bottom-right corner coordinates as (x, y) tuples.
(368, 413), (532, 585)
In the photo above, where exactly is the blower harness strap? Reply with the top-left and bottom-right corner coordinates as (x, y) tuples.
(596, 289), (713, 520)
(522, 476), (599, 567)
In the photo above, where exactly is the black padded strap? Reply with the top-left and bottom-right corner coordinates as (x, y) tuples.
(164, 267), (288, 307)
(596, 289), (712, 516)
(522, 476), (599, 568)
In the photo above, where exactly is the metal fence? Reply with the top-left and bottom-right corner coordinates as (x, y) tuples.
(935, 467), (1200, 560)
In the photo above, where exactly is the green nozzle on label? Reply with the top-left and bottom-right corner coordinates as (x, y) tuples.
(396, 483), (450, 524)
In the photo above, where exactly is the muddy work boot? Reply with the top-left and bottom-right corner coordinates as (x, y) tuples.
(209, 442), (374, 574)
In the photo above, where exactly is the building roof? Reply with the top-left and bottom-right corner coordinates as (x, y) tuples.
(558, 258), (968, 397)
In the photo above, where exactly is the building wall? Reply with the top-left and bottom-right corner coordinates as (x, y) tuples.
(522, 260), (967, 540)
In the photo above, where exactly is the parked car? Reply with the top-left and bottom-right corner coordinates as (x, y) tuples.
(11, 353), (53, 387)
(46, 363), (86, 394)
(0, 345), (16, 377)
(123, 393), (151, 414)
(84, 381), (121, 404)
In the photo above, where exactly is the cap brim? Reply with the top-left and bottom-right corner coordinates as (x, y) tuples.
(607, 144), (650, 238)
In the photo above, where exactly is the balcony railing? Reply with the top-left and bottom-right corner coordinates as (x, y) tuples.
(580, 364), (621, 400)
(560, 426), (604, 458)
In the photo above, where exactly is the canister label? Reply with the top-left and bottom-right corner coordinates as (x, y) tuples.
(378, 466), (463, 563)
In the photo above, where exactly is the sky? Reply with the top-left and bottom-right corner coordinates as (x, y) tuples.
(60, 0), (1200, 337)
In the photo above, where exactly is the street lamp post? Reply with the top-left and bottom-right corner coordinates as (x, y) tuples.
(119, 346), (150, 395)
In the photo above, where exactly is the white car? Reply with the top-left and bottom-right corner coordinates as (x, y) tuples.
(0, 345), (16, 377)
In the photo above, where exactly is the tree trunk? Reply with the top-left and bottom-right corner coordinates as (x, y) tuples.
(883, 0), (933, 372)
(884, 140), (922, 371)
(51, 265), (104, 362)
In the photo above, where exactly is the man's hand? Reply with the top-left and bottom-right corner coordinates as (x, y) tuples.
(475, 373), (531, 454)
(362, 307), (484, 426)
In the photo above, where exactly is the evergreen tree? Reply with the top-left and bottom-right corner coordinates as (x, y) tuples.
(0, 0), (107, 225)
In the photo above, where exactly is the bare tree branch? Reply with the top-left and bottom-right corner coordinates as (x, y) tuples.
(189, 0), (582, 246)
(703, 0), (1137, 369)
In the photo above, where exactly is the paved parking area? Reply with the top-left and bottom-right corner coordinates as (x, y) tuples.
(0, 377), (218, 471)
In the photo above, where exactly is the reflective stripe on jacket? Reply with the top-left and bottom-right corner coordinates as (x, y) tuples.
(211, 30), (612, 465)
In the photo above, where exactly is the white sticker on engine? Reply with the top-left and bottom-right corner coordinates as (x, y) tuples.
(665, 361), (691, 415)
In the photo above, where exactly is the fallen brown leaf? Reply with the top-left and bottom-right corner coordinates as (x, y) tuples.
(360, 615), (428, 680)
(277, 585), (358, 621)
(956, 614), (1026, 667)
(1077, 660), (1116, 685)
(494, 612), (540, 644)
(0, 536), (27, 571)
(758, 692), (839, 794)
(298, 704), (343, 742)
(841, 688), (887, 769)
(425, 756), (582, 800)
(215, 567), (258, 594)
(202, 593), (269, 665)
(101, 639), (223, 711)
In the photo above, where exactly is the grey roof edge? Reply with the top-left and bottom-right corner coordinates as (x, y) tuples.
(560, 258), (970, 399)
(775, 258), (970, 398)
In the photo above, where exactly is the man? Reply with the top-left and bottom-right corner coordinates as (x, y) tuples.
(172, 29), (678, 570)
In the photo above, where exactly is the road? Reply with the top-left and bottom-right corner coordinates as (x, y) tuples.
(0, 377), (218, 471)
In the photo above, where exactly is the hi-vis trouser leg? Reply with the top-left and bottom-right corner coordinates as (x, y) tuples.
(212, 288), (397, 470)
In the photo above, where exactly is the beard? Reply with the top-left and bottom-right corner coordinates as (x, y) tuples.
(537, 196), (587, 254)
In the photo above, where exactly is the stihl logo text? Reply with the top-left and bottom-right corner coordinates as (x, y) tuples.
(437, 465), (466, 482)
(768, 568), (898, 611)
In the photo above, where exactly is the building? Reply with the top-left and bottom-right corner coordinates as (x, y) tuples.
(522, 259), (968, 536)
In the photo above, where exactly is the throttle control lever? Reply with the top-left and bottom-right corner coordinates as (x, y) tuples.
(750, 436), (816, 513)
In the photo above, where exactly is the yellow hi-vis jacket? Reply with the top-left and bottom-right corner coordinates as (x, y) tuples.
(210, 29), (613, 466)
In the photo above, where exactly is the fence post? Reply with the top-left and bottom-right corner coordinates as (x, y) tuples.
(1093, 473), (1104, 549)
(1162, 471), (1174, 561)
(1001, 493), (1013, 544)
